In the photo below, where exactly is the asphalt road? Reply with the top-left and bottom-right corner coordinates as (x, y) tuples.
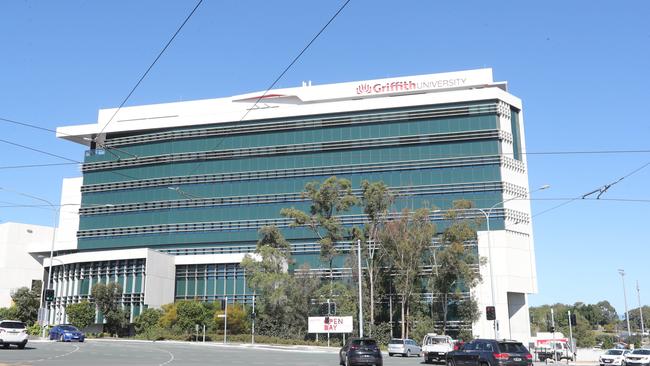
(0, 340), (585, 366)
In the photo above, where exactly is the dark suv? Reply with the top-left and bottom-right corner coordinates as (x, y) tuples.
(339, 337), (383, 366)
(446, 339), (532, 366)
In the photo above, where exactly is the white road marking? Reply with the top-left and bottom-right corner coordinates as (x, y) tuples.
(7, 344), (80, 365)
(154, 347), (175, 366)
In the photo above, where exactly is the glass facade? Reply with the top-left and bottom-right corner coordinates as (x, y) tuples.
(47, 259), (146, 324)
(72, 98), (527, 309)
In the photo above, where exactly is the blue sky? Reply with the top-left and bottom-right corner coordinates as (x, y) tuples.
(1, 1), (648, 315)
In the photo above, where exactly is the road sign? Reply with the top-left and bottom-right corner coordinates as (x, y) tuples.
(308, 316), (353, 333)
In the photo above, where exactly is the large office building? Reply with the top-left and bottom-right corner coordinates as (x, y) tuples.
(41, 68), (537, 340)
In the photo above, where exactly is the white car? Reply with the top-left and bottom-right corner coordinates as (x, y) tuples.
(625, 349), (650, 366)
(600, 349), (631, 366)
(0, 320), (28, 349)
(421, 333), (455, 364)
(388, 338), (421, 357)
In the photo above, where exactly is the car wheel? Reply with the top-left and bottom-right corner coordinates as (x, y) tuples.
(59, 334), (64, 342)
(2, 343), (9, 349)
(406, 349), (411, 357)
(448, 359), (456, 366)
(18, 341), (26, 349)
(345, 355), (351, 366)
(388, 353), (393, 357)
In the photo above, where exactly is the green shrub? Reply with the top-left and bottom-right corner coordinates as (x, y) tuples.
(27, 323), (41, 336)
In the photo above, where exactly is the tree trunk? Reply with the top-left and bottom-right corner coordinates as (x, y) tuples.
(401, 295), (405, 338)
(406, 301), (410, 339)
(442, 292), (448, 335)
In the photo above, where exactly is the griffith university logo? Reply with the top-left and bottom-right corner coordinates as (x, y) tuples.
(356, 83), (373, 94)
(355, 78), (468, 95)
(355, 80), (417, 95)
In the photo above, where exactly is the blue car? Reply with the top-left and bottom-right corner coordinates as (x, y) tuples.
(49, 325), (85, 342)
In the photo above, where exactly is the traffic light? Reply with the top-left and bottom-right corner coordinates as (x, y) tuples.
(486, 306), (496, 320)
(570, 313), (577, 326)
(319, 302), (337, 315)
(44, 289), (55, 302)
(320, 303), (329, 315)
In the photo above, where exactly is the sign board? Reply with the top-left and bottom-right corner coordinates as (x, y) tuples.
(308, 316), (353, 333)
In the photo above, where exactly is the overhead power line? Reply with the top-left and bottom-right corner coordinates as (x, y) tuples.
(237, 0), (352, 124)
(182, 0), (353, 178)
(0, 138), (79, 163)
(97, 0), (204, 136)
(0, 162), (78, 170)
(0, 117), (58, 134)
(533, 160), (650, 218)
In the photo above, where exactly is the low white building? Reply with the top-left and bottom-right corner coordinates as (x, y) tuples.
(0, 222), (53, 308)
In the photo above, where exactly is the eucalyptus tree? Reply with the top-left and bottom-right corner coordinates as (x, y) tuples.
(242, 225), (319, 338)
(431, 200), (483, 334)
(359, 180), (394, 335)
(281, 176), (358, 284)
(379, 208), (435, 338)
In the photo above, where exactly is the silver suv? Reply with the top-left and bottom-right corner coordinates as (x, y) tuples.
(0, 320), (29, 349)
(388, 338), (421, 357)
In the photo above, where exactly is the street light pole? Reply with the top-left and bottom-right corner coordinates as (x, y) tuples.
(0, 187), (58, 338)
(357, 239), (364, 338)
(451, 184), (549, 340)
(637, 281), (645, 340)
(618, 270), (631, 338)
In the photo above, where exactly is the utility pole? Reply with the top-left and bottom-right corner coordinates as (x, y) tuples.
(618, 270), (632, 338)
(252, 291), (255, 345)
(357, 239), (364, 338)
(637, 281), (645, 339)
(327, 298), (331, 347)
(568, 310), (574, 358)
(551, 308), (557, 362)
(224, 296), (228, 344)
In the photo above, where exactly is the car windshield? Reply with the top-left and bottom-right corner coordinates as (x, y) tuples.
(59, 325), (79, 331)
(498, 342), (528, 353)
(389, 339), (404, 344)
(0, 321), (26, 329)
(632, 350), (650, 355)
(606, 350), (624, 355)
(352, 339), (377, 346)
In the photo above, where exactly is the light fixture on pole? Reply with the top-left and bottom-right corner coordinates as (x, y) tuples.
(435, 184), (549, 339)
(482, 184), (549, 339)
(0, 187), (58, 339)
(637, 281), (645, 340)
(618, 269), (631, 338)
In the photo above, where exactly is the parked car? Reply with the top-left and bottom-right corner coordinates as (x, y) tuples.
(446, 339), (533, 366)
(49, 324), (85, 342)
(422, 333), (455, 364)
(388, 338), (421, 357)
(339, 337), (382, 366)
(0, 320), (28, 349)
(599, 349), (631, 366)
(625, 349), (650, 366)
